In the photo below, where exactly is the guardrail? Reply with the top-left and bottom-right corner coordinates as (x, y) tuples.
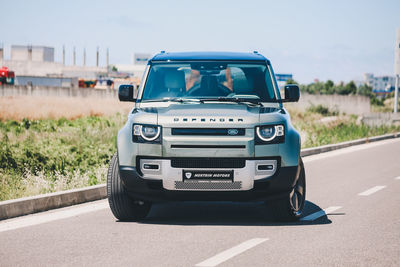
(1, 132), (399, 220)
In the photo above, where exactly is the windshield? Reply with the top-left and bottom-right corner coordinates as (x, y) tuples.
(141, 62), (279, 102)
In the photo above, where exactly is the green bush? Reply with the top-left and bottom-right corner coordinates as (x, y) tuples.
(306, 104), (338, 116)
(0, 114), (126, 201)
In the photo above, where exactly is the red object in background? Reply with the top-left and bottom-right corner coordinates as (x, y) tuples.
(78, 79), (97, 88)
(0, 66), (15, 85)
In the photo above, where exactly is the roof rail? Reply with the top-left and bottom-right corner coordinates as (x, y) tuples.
(160, 50), (166, 53)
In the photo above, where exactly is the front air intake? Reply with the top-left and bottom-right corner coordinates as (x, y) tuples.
(171, 158), (246, 169)
(174, 181), (242, 190)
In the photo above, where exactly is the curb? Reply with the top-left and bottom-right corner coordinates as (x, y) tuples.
(0, 184), (106, 220)
(300, 132), (400, 157)
(1, 132), (399, 221)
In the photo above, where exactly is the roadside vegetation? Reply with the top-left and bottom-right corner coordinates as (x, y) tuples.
(288, 105), (400, 148)
(0, 114), (126, 201)
(286, 78), (399, 109)
(0, 96), (399, 201)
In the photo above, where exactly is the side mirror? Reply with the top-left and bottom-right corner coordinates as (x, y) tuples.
(284, 84), (300, 102)
(118, 84), (136, 102)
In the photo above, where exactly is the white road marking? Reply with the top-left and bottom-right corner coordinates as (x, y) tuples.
(0, 200), (108, 233)
(395, 176), (400, 180)
(195, 238), (268, 267)
(300, 206), (342, 221)
(303, 138), (399, 163)
(358, 186), (386, 196)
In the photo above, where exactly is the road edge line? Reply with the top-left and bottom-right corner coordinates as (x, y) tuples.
(300, 206), (342, 221)
(195, 238), (269, 267)
(358, 185), (386, 196)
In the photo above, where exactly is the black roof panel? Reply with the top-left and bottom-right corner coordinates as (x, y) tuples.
(150, 51), (268, 62)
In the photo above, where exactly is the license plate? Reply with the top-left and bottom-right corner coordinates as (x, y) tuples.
(183, 170), (233, 181)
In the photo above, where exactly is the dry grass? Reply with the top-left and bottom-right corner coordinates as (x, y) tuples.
(0, 96), (134, 121)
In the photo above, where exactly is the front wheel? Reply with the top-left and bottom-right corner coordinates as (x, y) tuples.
(267, 158), (306, 221)
(107, 153), (151, 221)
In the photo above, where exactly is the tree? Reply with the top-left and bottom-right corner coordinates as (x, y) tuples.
(325, 80), (334, 88)
(320, 80), (335, 94)
(336, 81), (357, 95)
(285, 79), (298, 85)
(345, 81), (357, 94)
(357, 84), (373, 97)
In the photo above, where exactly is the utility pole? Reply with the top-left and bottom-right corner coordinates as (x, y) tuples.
(0, 43), (4, 61)
(395, 28), (400, 113)
(73, 46), (76, 65)
(96, 46), (99, 67)
(28, 44), (32, 61)
(106, 48), (109, 67)
(83, 47), (86, 66)
(62, 45), (65, 65)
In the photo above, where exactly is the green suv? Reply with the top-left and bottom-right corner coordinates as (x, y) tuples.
(107, 51), (305, 222)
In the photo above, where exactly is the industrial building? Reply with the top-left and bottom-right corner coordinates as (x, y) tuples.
(364, 73), (396, 92)
(0, 45), (148, 86)
(1, 45), (108, 85)
(11, 45), (54, 62)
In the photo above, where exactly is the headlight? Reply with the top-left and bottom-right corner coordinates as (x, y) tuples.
(256, 125), (284, 143)
(133, 124), (161, 143)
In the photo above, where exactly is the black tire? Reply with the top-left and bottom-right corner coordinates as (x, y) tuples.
(107, 153), (151, 221)
(267, 158), (306, 222)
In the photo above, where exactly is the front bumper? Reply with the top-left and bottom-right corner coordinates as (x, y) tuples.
(119, 157), (300, 202)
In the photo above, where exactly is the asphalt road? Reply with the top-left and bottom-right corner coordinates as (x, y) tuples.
(1, 139), (399, 266)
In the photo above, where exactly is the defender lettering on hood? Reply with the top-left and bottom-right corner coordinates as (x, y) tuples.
(173, 117), (244, 123)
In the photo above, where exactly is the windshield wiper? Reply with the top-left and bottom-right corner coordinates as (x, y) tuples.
(141, 97), (271, 106)
(141, 97), (202, 103)
(199, 97), (263, 106)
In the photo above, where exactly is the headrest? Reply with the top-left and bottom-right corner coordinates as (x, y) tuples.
(164, 69), (185, 89)
(233, 76), (254, 94)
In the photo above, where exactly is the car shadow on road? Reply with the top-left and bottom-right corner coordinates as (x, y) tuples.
(136, 201), (334, 226)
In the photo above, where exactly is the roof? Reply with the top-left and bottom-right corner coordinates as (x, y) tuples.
(150, 51), (268, 63)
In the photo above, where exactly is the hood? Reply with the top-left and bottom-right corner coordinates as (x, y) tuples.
(136, 102), (282, 128)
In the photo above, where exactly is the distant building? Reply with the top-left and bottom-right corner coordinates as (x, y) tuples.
(11, 45), (54, 62)
(1, 45), (107, 81)
(275, 73), (293, 82)
(113, 64), (146, 79)
(1, 44), (150, 87)
(134, 53), (151, 65)
(364, 73), (396, 92)
(15, 76), (78, 88)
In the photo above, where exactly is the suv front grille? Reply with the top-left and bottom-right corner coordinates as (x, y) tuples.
(171, 158), (246, 169)
(171, 128), (245, 136)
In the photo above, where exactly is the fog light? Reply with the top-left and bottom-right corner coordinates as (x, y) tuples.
(143, 164), (159, 170)
(257, 164), (273, 171)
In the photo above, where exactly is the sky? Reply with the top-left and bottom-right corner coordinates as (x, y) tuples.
(0, 0), (399, 83)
